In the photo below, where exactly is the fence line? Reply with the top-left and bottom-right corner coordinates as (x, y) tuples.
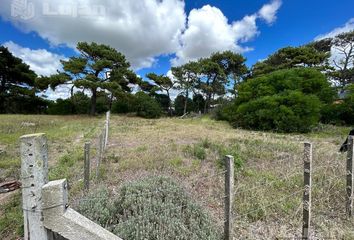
(83, 111), (111, 190)
(20, 132), (122, 240)
(19, 122), (352, 239)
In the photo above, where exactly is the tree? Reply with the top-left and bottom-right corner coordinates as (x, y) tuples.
(196, 51), (247, 113)
(146, 73), (175, 115)
(37, 42), (139, 115)
(0, 46), (37, 113)
(174, 94), (194, 116)
(331, 30), (354, 88)
(210, 51), (247, 97)
(251, 45), (331, 77)
(171, 62), (200, 115)
(197, 58), (226, 113)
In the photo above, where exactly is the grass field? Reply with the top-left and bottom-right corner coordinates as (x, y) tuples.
(0, 114), (102, 239)
(1, 114), (354, 239)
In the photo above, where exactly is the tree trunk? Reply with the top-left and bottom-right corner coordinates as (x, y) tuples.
(183, 88), (189, 115)
(90, 88), (97, 116)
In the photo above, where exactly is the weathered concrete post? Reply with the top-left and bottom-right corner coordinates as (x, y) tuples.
(96, 133), (103, 178)
(347, 136), (354, 217)
(224, 155), (234, 240)
(84, 142), (90, 191)
(20, 133), (50, 240)
(302, 142), (312, 240)
(104, 111), (110, 149)
(42, 179), (122, 240)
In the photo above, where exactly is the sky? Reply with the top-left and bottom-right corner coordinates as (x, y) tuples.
(0, 0), (353, 99)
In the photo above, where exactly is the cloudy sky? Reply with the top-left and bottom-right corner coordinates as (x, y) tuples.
(0, 0), (353, 99)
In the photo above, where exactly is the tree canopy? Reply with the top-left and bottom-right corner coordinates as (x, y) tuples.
(37, 42), (140, 115)
(0, 46), (38, 113)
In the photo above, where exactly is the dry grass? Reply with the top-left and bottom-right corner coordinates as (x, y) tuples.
(100, 115), (354, 239)
(1, 114), (354, 239)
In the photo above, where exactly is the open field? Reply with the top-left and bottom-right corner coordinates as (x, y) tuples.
(1, 114), (354, 239)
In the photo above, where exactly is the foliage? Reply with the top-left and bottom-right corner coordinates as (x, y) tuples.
(135, 92), (162, 118)
(37, 42), (139, 115)
(172, 61), (200, 115)
(237, 68), (335, 105)
(146, 73), (174, 115)
(47, 99), (74, 115)
(0, 46), (38, 113)
(78, 176), (221, 240)
(220, 68), (333, 132)
(174, 95), (194, 116)
(112, 93), (137, 114)
(251, 44), (331, 77)
(154, 93), (170, 112)
(321, 84), (354, 125)
(234, 91), (322, 132)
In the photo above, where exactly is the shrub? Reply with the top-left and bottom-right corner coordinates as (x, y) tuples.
(234, 91), (322, 133)
(112, 94), (137, 114)
(218, 68), (333, 133)
(237, 68), (335, 105)
(320, 84), (354, 125)
(135, 92), (162, 118)
(47, 99), (74, 115)
(78, 176), (221, 240)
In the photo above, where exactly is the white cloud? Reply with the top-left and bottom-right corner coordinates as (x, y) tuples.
(3, 41), (64, 76)
(172, 0), (281, 66)
(0, 0), (186, 70)
(0, 0), (281, 70)
(315, 18), (354, 40)
(258, 0), (282, 24)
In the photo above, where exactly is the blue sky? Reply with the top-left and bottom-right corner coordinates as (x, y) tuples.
(0, 0), (353, 98)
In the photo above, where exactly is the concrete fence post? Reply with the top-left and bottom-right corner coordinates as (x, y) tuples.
(20, 133), (50, 240)
(347, 136), (354, 217)
(302, 142), (312, 240)
(84, 142), (90, 191)
(104, 111), (110, 149)
(96, 133), (103, 178)
(224, 155), (234, 240)
(42, 179), (122, 240)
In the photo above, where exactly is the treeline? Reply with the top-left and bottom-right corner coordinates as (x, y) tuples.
(0, 31), (353, 132)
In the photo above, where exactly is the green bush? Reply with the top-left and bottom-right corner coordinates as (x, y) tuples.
(135, 92), (162, 118)
(218, 68), (333, 133)
(112, 94), (137, 114)
(237, 68), (334, 105)
(78, 176), (221, 240)
(234, 91), (322, 133)
(47, 99), (74, 115)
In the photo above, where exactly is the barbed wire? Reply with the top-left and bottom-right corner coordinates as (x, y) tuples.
(234, 167), (303, 196)
(233, 188), (304, 220)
